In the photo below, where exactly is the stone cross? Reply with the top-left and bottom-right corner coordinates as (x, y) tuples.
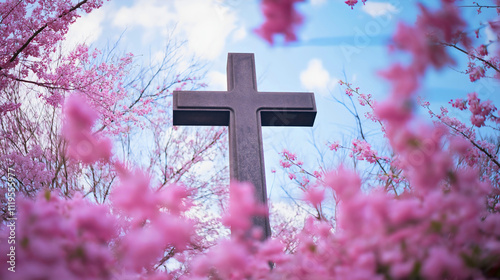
(173, 53), (316, 240)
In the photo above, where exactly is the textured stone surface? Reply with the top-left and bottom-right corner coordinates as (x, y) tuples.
(173, 53), (316, 239)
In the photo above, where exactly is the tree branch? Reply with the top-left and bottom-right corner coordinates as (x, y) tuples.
(0, 0), (90, 70)
(442, 42), (500, 74)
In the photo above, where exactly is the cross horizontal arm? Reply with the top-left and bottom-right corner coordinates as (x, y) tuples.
(256, 91), (315, 110)
(174, 91), (231, 109)
(257, 91), (316, 126)
(173, 90), (232, 126)
(173, 109), (230, 126)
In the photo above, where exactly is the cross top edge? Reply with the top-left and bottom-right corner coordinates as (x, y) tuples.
(227, 53), (258, 92)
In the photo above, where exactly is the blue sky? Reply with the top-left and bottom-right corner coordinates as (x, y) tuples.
(63, 0), (500, 202)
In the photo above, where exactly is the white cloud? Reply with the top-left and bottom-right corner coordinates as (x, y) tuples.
(362, 2), (398, 18)
(310, 0), (327, 6)
(112, 0), (239, 60)
(64, 7), (106, 49)
(232, 26), (248, 42)
(206, 71), (227, 90)
(174, 0), (237, 60)
(113, 0), (173, 28)
(300, 59), (336, 94)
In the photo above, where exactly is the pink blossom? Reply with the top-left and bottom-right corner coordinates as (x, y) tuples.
(469, 66), (485, 82)
(120, 213), (194, 272)
(467, 92), (498, 127)
(345, 0), (358, 9)
(301, 176), (310, 186)
(254, 0), (304, 44)
(357, 93), (370, 106)
(351, 139), (378, 163)
(282, 149), (297, 161)
(328, 141), (340, 151)
(191, 239), (249, 278)
(470, 114), (487, 127)
(468, 92), (481, 114)
(256, 238), (287, 265)
(390, 2), (465, 75)
(1, 191), (117, 279)
(379, 64), (419, 97)
(111, 167), (158, 221)
(477, 44), (488, 56)
(222, 181), (266, 233)
(119, 222), (170, 272)
(449, 98), (467, 110)
(421, 247), (467, 279)
(279, 159), (292, 168)
(345, 0), (366, 9)
(393, 23), (451, 74)
(324, 166), (361, 200)
(374, 97), (413, 125)
(0, 102), (21, 115)
(4, 145), (52, 189)
(62, 95), (112, 164)
(303, 186), (325, 206)
(418, 96), (430, 107)
(44, 92), (64, 107)
(158, 184), (193, 215)
(417, 3), (466, 44)
(449, 136), (471, 156)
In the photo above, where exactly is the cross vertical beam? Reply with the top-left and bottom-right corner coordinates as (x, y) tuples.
(173, 53), (316, 240)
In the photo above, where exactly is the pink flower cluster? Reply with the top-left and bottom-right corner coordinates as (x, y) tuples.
(469, 66), (486, 82)
(1, 145), (52, 192)
(449, 97), (467, 110)
(378, 1), (466, 113)
(110, 163), (196, 275)
(0, 191), (116, 279)
(345, 0), (367, 10)
(350, 139), (380, 164)
(52, 45), (139, 136)
(357, 93), (371, 106)
(477, 44), (488, 56)
(254, 0), (304, 44)
(3, 155), (499, 280)
(467, 92), (498, 127)
(279, 159), (291, 168)
(222, 181), (267, 234)
(188, 150), (499, 279)
(292, 168), (499, 279)
(281, 149), (297, 161)
(62, 95), (112, 164)
(449, 92), (499, 127)
(303, 185), (324, 206)
(328, 141), (340, 151)
(0, 170), (197, 278)
(0, 0), (105, 88)
(279, 149), (297, 169)
(0, 102), (21, 115)
(44, 92), (64, 107)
